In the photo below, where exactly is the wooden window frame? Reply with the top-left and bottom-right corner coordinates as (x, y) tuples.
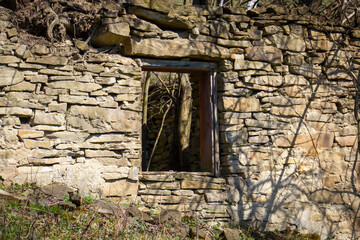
(141, 59), (220, 176)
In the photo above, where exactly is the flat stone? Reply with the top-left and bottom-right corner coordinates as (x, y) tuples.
(0, 107), (32, 117)
(15, 45), (27, 58)
(127, 205), (154, 223)
(141, 195), (185, 204)
(233, 55), (272, 71)
(40, 183), (73, 200)
(283, 75), (308, 86)
(245, 46), (283, 64)
(26, 56), (68, 66)
(33, 110), (65, 126)
(74, 40), (89, 51)
(0, 67), (24, 87)
(221, 130), (248, 145)
(335, 136), (357, 147)
(248, 136), (270, 144)
(67, 106), (140, 133)
(219, 97), (260, 112)
(18, 129), (44, 139)
(270, 105), (306, 117)
(181, 179), (223, 190)
(262, 96), (305, 106)
(308, 39), (333, 51)
(3, 81), (36, 92)
(29, 157), (74, 165)
(124, 37), (229, 59)
(284, 54), (305, 66)
(217, 38), (251, 48)
(326, 68), (352, 80)
(140, 174), (175, 182)
(59, 95), (97, 105)
(26, 75), (48, 83)
(264, 25), (283, 35)
(270, 33), (305, 52)
(39, 69), (73, 76)
(204, 190), (227, 203)
(0, 189), (26, 202)
(274, 133), (334, 149)
(138, 189), (171, 195)
(245, 119), (286, 129)
(85, 150), (121, 158)
(103, 179), (138, 197)
(0, 55), (21, 64)
(244, 75), (283, 87)
(289, 64), (321, 79)
(23, 139), (53, 149)
(92, 22), (130, 47)
(74, 64), (105, 73)
(31, 44), (49, 55)
(145, 182), (180, 190)
(47, 81), (102, 92)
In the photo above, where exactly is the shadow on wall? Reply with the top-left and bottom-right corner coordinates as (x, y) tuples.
(222, 35), (360, 239)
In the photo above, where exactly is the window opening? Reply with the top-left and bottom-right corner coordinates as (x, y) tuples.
(141, 60), (219, 175)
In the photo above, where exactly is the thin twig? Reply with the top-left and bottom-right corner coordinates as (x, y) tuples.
(146, 99), (173, 171)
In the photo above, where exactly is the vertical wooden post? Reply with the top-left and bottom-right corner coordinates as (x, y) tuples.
(199, 72), (213, 172)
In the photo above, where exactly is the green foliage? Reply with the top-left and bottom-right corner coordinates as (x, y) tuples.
(83, 194), (95, 204)
(0, 183), (326, 240)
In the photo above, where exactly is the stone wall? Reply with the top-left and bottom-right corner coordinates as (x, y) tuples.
(1, 2), (360, 239)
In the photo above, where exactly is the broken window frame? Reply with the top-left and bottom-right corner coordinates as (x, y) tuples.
(140, 59), (220, 176)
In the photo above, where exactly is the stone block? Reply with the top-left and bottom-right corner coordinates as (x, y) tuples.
(67, 106), (140, 133)
(289, 64), (321, 79)
(308, 39), (333, 51)
(0, 56), (21, 64)
(92, 22), (130, 47)
(145, 182), (180, 190)
(264, 25), (283, 35)
(0, 67), (24, 87)
(244, 75), (283, 87)
(245, 119), (287, 129)
(274, 133), (334, 149)
(59, 95), (97, 105)
(18, 129), (44, 139)
(85, 150), (121, 158)
(0, 107), (32, 117)
(204, 190), (227, 203)
(219, 97), (260, 112)
(326, 68), (352, 81)
(124, 37), (230, 59)
(26, 56), (68, 66)
(140, 174), (175, 182)
(248, 136), (269, 144)
(47, 81), (102, 92)
(3, 81), (36, 92)
(138, 189), (171, 195)
(306, 110), (332, 122)
(103, 179), (138, 197)
(29, 157), (74, 165)
(26, 75), (48, 83)
(283, 75), (308, 86)
(270, 33), (305, 52)
(234, 57), (272, 71)
(23, 139), (53, 149)
(220, 130), (248, 145)
(245, 46), (283, 64)
(181, 179), (223, 190)
(217, 39), (251, 48)
(33, 110), (65, 126)
(335, 136), (357, 147)
(74, 64), (105, 73)
(270, 105), (306, 117)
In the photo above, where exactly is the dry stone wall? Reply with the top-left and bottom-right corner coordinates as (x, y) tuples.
(1, 2), (360, 239)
